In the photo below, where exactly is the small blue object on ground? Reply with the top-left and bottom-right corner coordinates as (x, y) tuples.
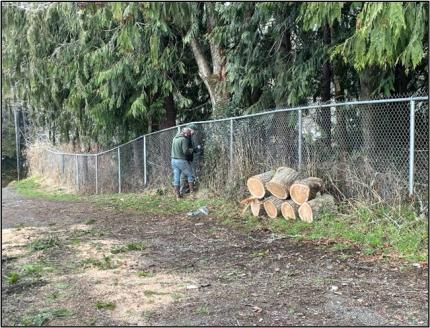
(187, 206), (209, 217)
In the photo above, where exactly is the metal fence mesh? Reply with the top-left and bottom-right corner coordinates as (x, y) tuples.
(146, 128), (178, 189)
(97, 150), (118, 194)
(120, 137), (145, 193)
(27, 97), (428, 210)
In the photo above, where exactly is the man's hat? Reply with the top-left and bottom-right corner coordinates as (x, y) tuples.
(187, 123), (199, 131)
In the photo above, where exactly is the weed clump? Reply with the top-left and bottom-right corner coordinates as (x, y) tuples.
(95, 301), (116, 310)
(27, 236), (60, 252)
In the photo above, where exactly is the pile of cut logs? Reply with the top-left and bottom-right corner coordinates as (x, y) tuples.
(243, 167), (336, 222)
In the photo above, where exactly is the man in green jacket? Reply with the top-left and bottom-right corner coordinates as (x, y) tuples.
(171, 126), (196, 200)
(180, 123), (203, 194)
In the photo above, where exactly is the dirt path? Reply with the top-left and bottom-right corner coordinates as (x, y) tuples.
(1, 187), (428, 326)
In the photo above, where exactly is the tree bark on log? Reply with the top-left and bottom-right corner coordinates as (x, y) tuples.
(251, 199), (265, 217)
(266, 167), (300, 199)
(281, 199), (299, 220)
(263, 196), (284, 219)
(290, 177), (324, 205)
(298, 194), (336, 223)
(247, 170), (275, 199)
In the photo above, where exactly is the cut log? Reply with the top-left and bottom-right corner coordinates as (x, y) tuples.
(250, 199), (265, 217)
(298, 194), (336, 223)
(240, 196), (259, 206)
(281, 199), (299, 220)
(247, 170), (274, 199)
(266, 167), (300, 199)
(263, 196), (284, 219)
(290, 177), (324, 205)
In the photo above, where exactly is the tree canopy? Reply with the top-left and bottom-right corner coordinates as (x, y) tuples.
(2, 2), (428, 150)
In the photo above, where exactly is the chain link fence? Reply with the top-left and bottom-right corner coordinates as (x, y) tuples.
(27, 96), (428, 210)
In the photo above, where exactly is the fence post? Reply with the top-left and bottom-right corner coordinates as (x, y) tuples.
(298, 109), (302, 170)
(75, 155), (79, 191)
(13, 108), (20, 180)
(143, 135), (147, 185)
(95, 154), (98, 194)
(408, 100), (415, 197)
(118, 147), (121, 193)
(60, 154), (64, 185)
(229, 118), (234, 175)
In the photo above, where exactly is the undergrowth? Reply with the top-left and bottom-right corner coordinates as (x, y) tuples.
(12, 177), (428, 262)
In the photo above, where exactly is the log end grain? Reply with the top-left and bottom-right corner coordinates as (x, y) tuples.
(263, 200), (277, 219)
(266, 181), (288, 199)
(281, 201), (297, 220)
(290, 184), (310, 205)
(298, 202), (313, 223)
(247, 177), (266, 198)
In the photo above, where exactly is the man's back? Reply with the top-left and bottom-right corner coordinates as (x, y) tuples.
(171, 133), (190, 160)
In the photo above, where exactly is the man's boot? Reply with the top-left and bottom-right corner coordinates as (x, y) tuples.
(188, 182), (196, 199)
(174, 186), (182, 200)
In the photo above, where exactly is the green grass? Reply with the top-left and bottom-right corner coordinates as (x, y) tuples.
(13, 177), (428, 262)
(143, 290), (168, 297)
(55, 283), (71, 289)
(263, 206), (428, 262)
(81, 256), (119, 270)
(85, 219), (96, 225)
(171, 293), (184, 300)
(47, 290), (60, 301)
(330, 242), (351, 252)
(89, 192), (226, 216)
(143, 310), (155, 320)
(137, 271), (152, 277)
(21, 262), (54, 277)
(250, 249), (269, 258)
(195, 305), (210, 316)
(111, 242), (146, 254)
(20, 308), (72, 326)
(6, 271), (20, 284)
(95, 301), (116, 310)
(27, 236), (60, 252)
(13, 177), (80, 201)
(70, 238), (81, 245)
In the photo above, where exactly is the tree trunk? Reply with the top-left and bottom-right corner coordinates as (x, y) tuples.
(320, 22), (332, 150)
(189, 3), (228, 115)
(281, 199), (299, 220)
(161, 93), (176, 129)
(334, 72), (349, 155)
(72, 128), (80, 152)
(250, 87), (262, 106)
(298, 194), (336, 223)
(247, 170), (275, 199)
(147, 117), (153, 134)
(394, 63), (409, 95)
(190, 37), (228, 114)
(263, 196), (284, 219)
(359, 67), (379, 153)
(290, 177), (324, 205)
(266, 167), (300, 199)
(392, 63), (410, 150)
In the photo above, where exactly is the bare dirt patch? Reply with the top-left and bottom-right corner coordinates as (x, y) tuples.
(1, 187), (428, 326)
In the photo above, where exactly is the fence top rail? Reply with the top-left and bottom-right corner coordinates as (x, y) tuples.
(41, 95), (428, 157)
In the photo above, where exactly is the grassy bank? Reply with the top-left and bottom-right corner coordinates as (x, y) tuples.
(11, 177), (428, 262)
